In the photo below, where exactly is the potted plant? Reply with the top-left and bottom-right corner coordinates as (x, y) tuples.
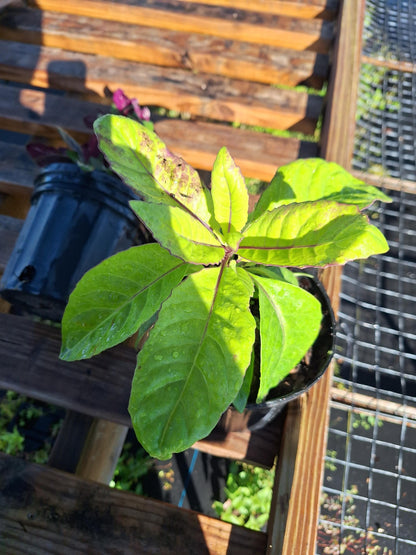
(59, 115), (391, 459)
(0, 91), (152, 321)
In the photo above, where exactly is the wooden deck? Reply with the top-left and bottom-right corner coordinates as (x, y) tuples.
(0, 0), (366, 553)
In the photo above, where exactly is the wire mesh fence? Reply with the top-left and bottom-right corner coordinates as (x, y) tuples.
(336, 191), (416, 406)
(318, 189), (416, 553)
(353, 67), (416, 182)
(354, 0), (416, 182)
(318, 402), (416, 553)
(318, 0), (416, 551)
(363, 0), (416, 63)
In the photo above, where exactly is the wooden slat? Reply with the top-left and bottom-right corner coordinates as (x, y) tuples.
(172, 0), (339, 20)
(75, 419), (129, 483)
(0, 453), (267, 555)
(266, 399), (302, 553)
(331, 387), (416, 424)
(194, 410), (284, 469)
(0, 42), (322, 133)
(0, 86), (318, 187)
(0, 142), (34, 218)
(267, 1), (365, 553)
(362, 55), (416, 74)
(0, 313), (136, 424)
(0, 118), (318, 188)
(0, 313), (280, 467)
(155, 120), (318, 180)
(352, 170), (416, 195)
(26, 0), (334, 53)
(0, 8), (328, 87)
(0, 83), (100, 142)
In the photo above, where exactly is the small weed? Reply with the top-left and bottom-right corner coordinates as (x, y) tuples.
(213, 461), (274, 531)
(318, 485), (392, 554)
(352, 412), (383, 432)
(325, 449), (338, 472)
(0, 390), (63, 462)
(110, 441), (153, 495)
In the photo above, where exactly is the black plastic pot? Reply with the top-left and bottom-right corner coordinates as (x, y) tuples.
(217, 273), (336, 433)
(0, 163), (145, 321)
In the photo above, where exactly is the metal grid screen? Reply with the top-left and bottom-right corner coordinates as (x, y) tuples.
(317, 0), (416, 552)
(335, 192), (416, 407)
(318, 191), (416, 553)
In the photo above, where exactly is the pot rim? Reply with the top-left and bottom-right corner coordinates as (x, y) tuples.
(33, 162), (139, 224)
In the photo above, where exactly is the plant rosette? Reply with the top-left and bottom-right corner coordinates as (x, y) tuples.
(59, 115), (391, 460)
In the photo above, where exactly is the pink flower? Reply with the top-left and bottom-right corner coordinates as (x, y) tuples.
(113, 88), (131, 114)
(113, 88), (151, 121)
(131, 98), (151, 121)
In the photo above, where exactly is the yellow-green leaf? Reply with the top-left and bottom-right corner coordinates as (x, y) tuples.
(240, 201), (389, 267)
(94, 115), (213, 223)
(129, 266), (256, 459)
(131, 201), (225, 264)
(211, 147), (248, 235)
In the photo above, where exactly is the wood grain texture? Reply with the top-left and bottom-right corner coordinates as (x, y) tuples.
(26, 0), (334, 52)
(0, 82), (101, 142)
(171, 0), (339, 20)
(47, 411), (95, 473)
(0, 7), (328, 87)
(0, 313), (136, 425)
(0, 41), (322, 132)
(0, 313), (281, 467)
(267, 1), (366, 553)
(362, 55), (416, 74)
(266, 399), (302, 553)
(320, 0), (365, 166)
(331, 388), (416, 425)
(75, 420), (129, 483)
(0, 453), (267, 554)
(352, 170), (416, 195)
(154, 120), (318, 180)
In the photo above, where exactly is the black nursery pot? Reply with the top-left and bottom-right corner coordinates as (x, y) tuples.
(0, 163), (144, 322)
(217, 273), (336, 433)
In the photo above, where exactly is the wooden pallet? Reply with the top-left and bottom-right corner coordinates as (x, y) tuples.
(0, 0), (365, 553)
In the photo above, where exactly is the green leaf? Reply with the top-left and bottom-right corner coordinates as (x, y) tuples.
(130, 200), (225, 264)
(94, 115), (213, 223)
(243, 265), (298, 286)
(251, 158), (392, 219)
(248, 273), (322, 402)
(57, 127), (84, 159)
(60, 244), (191, 361)
(128, 265), (256, 459)
(233, 349), (254, 413)
(239, 200), (389, 267)
(211, 147), (248, 235)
